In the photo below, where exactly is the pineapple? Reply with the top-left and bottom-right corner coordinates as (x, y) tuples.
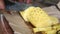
(20, 7), (53, 28)
(20, 6), (60, 34)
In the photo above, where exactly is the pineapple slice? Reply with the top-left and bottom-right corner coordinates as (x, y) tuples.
(33, 27), (52, 33)
(33, 27), (57, 34)
(50, 16), (59, 25)
(26, 7), (53, 28)
(53, 24), (60, 30)
(46, 30), (56, 34)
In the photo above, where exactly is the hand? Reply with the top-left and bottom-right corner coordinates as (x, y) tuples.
(0, 0), (5, 9)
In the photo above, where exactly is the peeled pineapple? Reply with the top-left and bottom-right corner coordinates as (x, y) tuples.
(20, 6), (60, 34)
(20, 7), (53, 28)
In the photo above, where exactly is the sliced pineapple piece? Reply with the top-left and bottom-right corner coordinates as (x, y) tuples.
(33, 27), (52, 33)
(27, 7), (53, 28)
(33, 27), (57, 34)
(46, 30), (56, 34)
(50, 16), (59, 25)
(53, 24), (60, 30)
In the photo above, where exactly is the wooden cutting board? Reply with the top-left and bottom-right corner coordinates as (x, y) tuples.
(4, 13), (33, 34)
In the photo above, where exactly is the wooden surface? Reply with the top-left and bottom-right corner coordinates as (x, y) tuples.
(4, 13), (33, 34)
(43, 6), (60, 19)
